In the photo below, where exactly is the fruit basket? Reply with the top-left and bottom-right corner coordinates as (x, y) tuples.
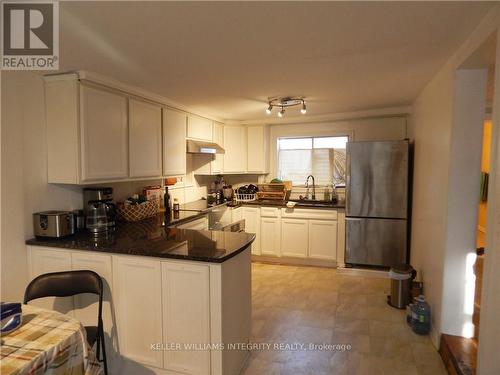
(117, 200), (159, 222)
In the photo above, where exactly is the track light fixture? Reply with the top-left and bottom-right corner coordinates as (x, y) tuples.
(265, 97), (307, 117)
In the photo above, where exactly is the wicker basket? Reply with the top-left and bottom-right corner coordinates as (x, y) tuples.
(117, 200), (159, 222)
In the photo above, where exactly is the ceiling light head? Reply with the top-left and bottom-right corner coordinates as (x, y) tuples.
(278, 107), (285, 118)
(300, 101), (307, 114)
(266, 104), (272, 114)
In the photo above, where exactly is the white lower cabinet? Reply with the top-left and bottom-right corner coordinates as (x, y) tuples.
(308, 220), (338, 260)
(280, 219), (309, 258)
(112, 256), (164, 368)
(260, 217), (281, 256)
(27, 245), (252, 375)
(27, 247), (73, 312)
(231, 207), (243, 222)
(242, 207), (260, 254)
(71, 252), (115, 358)
(162, 262), (210, 374)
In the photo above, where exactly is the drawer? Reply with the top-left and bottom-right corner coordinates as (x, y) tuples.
(260, 207), (280, 218)
(281, 207), (337, 220)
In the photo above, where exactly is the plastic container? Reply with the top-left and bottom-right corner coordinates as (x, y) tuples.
(406, 303), (414, 326)
(412, 295), (431, 335)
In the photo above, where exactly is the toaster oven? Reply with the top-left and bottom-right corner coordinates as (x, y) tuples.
(33, 211), (75, 238)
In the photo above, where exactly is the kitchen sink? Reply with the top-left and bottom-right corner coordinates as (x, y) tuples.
(290, 199), (338, 208)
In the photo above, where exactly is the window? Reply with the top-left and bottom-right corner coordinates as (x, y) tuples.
(277, 136), (348, 186)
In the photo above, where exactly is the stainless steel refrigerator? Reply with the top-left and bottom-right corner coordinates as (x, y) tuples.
(345, 140), (409, 267)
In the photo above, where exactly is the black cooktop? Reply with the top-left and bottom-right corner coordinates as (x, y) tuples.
(179, 199), (227, 212)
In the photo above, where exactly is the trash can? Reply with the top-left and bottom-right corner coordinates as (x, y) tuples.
(388, 264), (417, 309)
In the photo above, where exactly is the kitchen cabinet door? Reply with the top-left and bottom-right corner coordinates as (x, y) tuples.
(163, 108), (187, 177)
(187, 115), (213, 141)
(242, 207), (260, 254)
(260, 217), (281, 256)
(176, 216), (209, 230)
(129, 99), (162, 178)
(212, 122), (224, 174)
(247, 126), (268, 173)
(223, 126), (247, 173)
(232, 207), (243, 222)
(162, 262), (210, 374)
(71, 252), (116, 358)
(27, 247), (73, 313)
(308, 220), (338, 260)
(112, 256), (163, 368)
(281, 219), (308, 258)
(80, 85), (128, 181)
(163, 108), (187, 176)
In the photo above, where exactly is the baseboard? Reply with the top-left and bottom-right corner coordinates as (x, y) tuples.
(251, 255), (337, 268)
(336, 266), (389, 278)
(431, 326), (440, 350)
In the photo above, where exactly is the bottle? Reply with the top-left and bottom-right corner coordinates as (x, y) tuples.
(173, 198), (180, 212)
(412, 295), (431, 335)
(324, 185), (331, 201)
(331, 185), (338, 204)
(164, 186), (170, 210)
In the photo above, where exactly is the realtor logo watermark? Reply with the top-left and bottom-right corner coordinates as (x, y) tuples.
(1, 1), (59, 70)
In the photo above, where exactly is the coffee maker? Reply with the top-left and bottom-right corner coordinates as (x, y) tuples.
(83, 187), (116, 233)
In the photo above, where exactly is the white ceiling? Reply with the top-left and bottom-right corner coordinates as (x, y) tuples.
(59, 1), (494, 121)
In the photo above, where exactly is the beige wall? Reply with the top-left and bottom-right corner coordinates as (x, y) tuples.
(1, 72), (82, 302)
(410, 4), (500, 356)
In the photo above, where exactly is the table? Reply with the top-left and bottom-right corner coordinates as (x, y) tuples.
(1, 304), (102, 375)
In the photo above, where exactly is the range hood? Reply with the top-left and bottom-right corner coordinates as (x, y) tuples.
(186, 139), (225, 154)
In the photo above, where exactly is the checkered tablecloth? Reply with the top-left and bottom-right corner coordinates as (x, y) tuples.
(1, 304), (102, 375)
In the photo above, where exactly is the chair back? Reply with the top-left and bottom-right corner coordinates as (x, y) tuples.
(24, 270), (103, 303)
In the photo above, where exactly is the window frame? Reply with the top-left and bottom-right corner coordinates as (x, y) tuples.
(276, 134), (350, 187)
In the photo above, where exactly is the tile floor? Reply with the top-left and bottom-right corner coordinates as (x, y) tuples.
(241, 262), (447, 375)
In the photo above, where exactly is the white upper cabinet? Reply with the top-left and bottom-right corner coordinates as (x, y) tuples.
(129, 99), (162, 178)
(162, 108), (187, 176)
(44, 73), (225, 184)
(212, 122), (224, 174)
(187, 115), (213, 141)
(247, 125), (269, 173)
(80, 84), (129, 182)
(223, 125), (247, 173)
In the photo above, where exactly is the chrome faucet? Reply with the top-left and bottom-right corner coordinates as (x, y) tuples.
(305, 175), (316, 200)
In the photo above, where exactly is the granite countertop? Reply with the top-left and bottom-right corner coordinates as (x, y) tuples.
(163, 209), (207, 227)
(26, 214), (255, 263)
(241, 200), (345, 209)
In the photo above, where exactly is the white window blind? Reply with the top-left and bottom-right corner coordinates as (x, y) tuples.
(278, 136), (347, 186)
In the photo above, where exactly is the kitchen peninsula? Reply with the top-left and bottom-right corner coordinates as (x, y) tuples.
(26, 214), (255, 375)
